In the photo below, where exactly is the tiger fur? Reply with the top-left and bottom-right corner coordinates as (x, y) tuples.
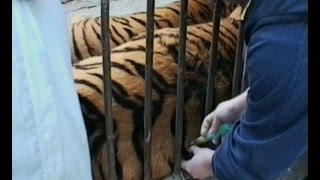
(70, 0), (237, 63)
(73, 5), (241, 178)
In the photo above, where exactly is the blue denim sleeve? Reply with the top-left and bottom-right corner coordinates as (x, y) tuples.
(212, 19), (308, 180)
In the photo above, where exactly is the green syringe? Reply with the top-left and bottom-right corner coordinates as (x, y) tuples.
(190, 123), (234, 147)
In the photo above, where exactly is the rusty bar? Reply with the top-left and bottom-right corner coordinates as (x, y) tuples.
(205, 0), (223, 115)
(173, 0), (189, 177)
(101, 0), (118, 179)
(144, 0), (155, 178)
(231, 21), (245, 97)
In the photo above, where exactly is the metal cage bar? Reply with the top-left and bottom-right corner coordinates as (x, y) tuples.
(101, 0), (118, 179)
(205, 0), (223, 115)
(241, 45), (248, 92)
(231, 21), (246, 97)
(100, 0), (249, 179)
(173, 0), (189, 178)
(144, 0), (155, 179)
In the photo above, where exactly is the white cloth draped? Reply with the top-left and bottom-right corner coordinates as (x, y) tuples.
(12, 0), (92, 179)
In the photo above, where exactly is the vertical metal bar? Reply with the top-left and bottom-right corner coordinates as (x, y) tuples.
(101, 0), (118, 179)
(241, 45), (248, 92)
(144, 0), (155, 178)
(173, 0), (189, 178)
(231, 21), (245, 97)
(205, 0), (223, 115)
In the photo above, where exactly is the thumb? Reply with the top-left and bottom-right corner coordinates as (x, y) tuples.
(181, 159), (188, 171)
(189, 145), (201, 154)
(207, 115), (222, 135)
(201, 113), (215, 136)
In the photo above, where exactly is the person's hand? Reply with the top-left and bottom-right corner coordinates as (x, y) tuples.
(200, 101), (238, 137)
(181, 146), (215, 180)
(201, 89), (249, 137)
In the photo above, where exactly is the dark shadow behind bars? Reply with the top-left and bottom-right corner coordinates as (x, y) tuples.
(232, 20), (247, 97)
(100, 0), (247, 179)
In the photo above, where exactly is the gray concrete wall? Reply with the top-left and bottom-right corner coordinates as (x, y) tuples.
(63, 0), (176, 23)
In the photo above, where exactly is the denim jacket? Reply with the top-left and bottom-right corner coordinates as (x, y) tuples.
(212, 0), (308, 179)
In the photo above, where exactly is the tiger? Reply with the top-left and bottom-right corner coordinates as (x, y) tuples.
(70, 0), (237, 63)
(73, 4), (241, 179)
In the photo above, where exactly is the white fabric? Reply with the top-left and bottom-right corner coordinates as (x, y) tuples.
(12, 0), (92, 180)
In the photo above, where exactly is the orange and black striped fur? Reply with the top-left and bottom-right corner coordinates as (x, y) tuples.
(70, 0), (237, 63)
(73, 5), (241, 179)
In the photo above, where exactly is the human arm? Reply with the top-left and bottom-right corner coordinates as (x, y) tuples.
(182, 15), (307, 180)
(201, 88), (249, 137)
(181, 89), (249, 180)
(212, 19), (308, 179)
